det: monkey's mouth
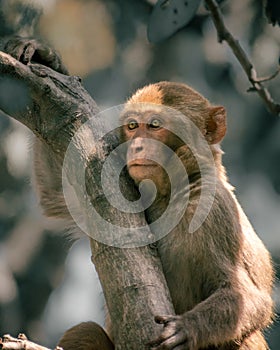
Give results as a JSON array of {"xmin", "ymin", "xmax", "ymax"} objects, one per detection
[{"xmin": 128, "ymin": 160, "xmax": 158, "ymax": 167}]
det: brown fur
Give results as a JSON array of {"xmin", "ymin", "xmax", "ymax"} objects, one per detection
[
  {"xmin": 123, "ymin": 82, "xmax": 273, "ymax": 349},
  {"xmin": 57, "ymin": 322, "xmax": 114, "ymax": 350},
  {"xmin": 34, "ymin": 82, "xmax": 273, "ymax": 350}
]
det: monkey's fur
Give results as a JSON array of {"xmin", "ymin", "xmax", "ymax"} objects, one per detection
[
  {"xmin": 3, "ymin": 36, "xmax": 273, "ymax": 349},
  {"xmin": 4, "ymin": 37, "xmax": 274, "ymax": 350},
  {"xmin": 58, "ymin": 82, "xmax": 274, "ymax": 349}
]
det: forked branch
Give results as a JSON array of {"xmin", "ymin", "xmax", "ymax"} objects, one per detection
[{"xmin": 205, "ymin": 0, "xmax": 280, "ymax": 116}]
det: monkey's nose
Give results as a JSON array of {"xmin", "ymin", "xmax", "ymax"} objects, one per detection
[
  {"xmin": 135, "ymin": 145, "xmax": 143, "ymax": 153},
  {"xmin": 131, "ymin": 138, "xmax": 144, "ymax": 153}
]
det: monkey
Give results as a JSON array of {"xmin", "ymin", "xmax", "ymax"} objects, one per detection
[
  {"xmin": 32, "ymin": 81, "xmax": 278, "ymax": 350},
  {"xmin": 2, "ymin": 39, "xmax": 274, "ymax": 350},
  {"xmin": 116, "ymin": 82, "xmax": 274, "ymax": 350}
]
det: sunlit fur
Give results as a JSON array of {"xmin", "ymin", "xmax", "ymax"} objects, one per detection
[{"xmin": 35, "ymin": 82, "xmax": 274, "ymax": 350}]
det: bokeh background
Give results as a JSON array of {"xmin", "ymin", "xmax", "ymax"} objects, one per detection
[{"xmin": 0, "ymin": 0, "xmax": 279, "ymax": 348}]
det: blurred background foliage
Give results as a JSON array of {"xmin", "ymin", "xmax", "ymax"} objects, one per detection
[{"xmin": 0, "ymin": 0, "xmax": 279, "ymax": 348}]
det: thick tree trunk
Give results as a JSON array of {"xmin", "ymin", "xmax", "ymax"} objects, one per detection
[{"xmin": 0, "ymin": 52, "xmax": 174, "ymax": 349}]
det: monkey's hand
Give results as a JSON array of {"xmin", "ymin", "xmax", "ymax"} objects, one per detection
[
  {"xmin": 148, "ymin": 315, "xmax": 197, "ymax": 350},
  {"xmin": 2, "ymin": 36, "xmax": 68, "ymax": 74}
]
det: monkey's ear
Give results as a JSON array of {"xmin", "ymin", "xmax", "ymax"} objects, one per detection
[{"xmin": 205, "ymin": 106, "xmax": 226, "ymax": 144}]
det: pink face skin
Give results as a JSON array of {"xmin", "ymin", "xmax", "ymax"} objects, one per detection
[
  {"xmin": 122, "ymin": 111, "xmax": 183, "ymax": 185},
  {"xmin": 124, "ymin": 112, "xmax": 168, "ymax": 185}
]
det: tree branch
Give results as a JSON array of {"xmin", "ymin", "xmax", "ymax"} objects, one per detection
[
  {"xmin": 0, "ymin": 51, "xmax": 174, "ymax": 349},
  {"xmin": 205, "ymin": 0, "xmax": 280, "ymax": 116},
  {"xmin": 0, "ymin": 334, "xmax": 58, "ymax": 350}
]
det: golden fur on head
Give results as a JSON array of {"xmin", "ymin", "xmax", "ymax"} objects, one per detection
[
  {"xmin": 127, "ymin": 83, "xmax": 164, "ymax": 105},
  {"xmin": 123, "ymin": 81, "xmax": 227, "ymax": 173},
  {"xmin": 126, "ymin": 82, "xmax": 211, "ymax": 134},
  {"xmin": 127, "ymin": 81, "xmax": 209, "ymax": 109},
  {"xmin": 126, "ymin": 82, "xmax": 227, "ymax": 145}
]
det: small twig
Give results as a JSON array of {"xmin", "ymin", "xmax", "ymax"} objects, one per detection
[
  {"xmin": 205, "ymin": 0, "xmax": 280, "ymax": 116},
  {"xmin": 254, "ymin": 66, "xmax": 280, "ymax": 83},
  {"xmin": 0, "ymin": 334, "xmax": 62, "ymax": 350}
]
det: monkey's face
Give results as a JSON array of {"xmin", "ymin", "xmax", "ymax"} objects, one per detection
[
  {"xmin": 121, "ymin": 81, "xmax": 227, "ymax": 190},
  {"xmin": 122, "ymin": 110, "xmax": 183, "ymax": 186}
]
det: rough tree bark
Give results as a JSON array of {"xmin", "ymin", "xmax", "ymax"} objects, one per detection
[{"xmin": 0, "ymin": 51, "xmax": 174, "ymax": 349}]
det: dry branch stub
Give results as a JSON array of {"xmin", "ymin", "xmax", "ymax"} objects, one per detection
[{"xmin": 0, "ymin": 334, "xmax": 59, "ymax": 350}]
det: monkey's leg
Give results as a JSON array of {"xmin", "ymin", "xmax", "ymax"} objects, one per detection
[{"xmin": 57, "ymin": 322, "xmax": 114, "ymax": 350}]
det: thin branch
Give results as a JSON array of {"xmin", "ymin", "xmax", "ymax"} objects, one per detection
[
  {"xmin": 205, "ymin": 0, "xmax": 280, "ymax": 116},
  {"xmin": 0, "ymin": 334, "xmax": 61, "ymax": 350},
  {"xmin": 254, "ymin": 66, "xmax": 280, "ymax": 83}
]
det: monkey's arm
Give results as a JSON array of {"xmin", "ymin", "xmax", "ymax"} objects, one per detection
[
  {"xmin": 33, "ymin": 139, "xmax": 78, "ymax": 226},
  {"xmin": 150, "ymin": 189, "xmax": 273, "ymax": 350},
  {"xmin": 150, "ymin": 265, "xmax": 273, "ymax": 350},
  {"xmin": 2, "ymin": 37, "xmax": 76, "ymax": 231},
  {"xmin": 150, "ymin": 282, "xmax": 272, "ymax": 349}
]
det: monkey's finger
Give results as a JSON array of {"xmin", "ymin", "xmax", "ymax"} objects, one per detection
[
  {"xmin": 149, "ymin": 338, "xmax": 186, "ymax": 350},
  {"xmin": 154, "ymin": 315, "xmax": 173, "ymax": 324},
  {"xmin": 35, "ymin": 46, "xmax": 69, "ymax": 75},
  {"xmin": 152, "ymin": 336, "xmax": 184, "ymax": 350},
  {"xmin": 150, "ymin": 333, "xmax": 188, "ymax": 350},
  {"xmin": 172, "ymin": 345, "xmax": 186, "ymax": 350},
  {"xmin": 148, "ymin": 332, "xmax": 173, "ymax": 347},
  {"xmin": 148, "ymin": 324, "xmax": 177, "ymax": 348},
  {"xmin": 22, "ymin": 42, "xmax": 36, "ymax": 63},
  {"xmin": 4, "ymin": 37, "xmax": 26, "ymax": 61}
]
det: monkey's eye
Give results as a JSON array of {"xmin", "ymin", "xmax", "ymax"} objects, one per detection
[
  {"xmin": 127, "ymin": 120, "xmax": 138, "ymax": 130},
  {"xmin": 149, "ymin": 118, "xmax": 162, "ymax": 129}
]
